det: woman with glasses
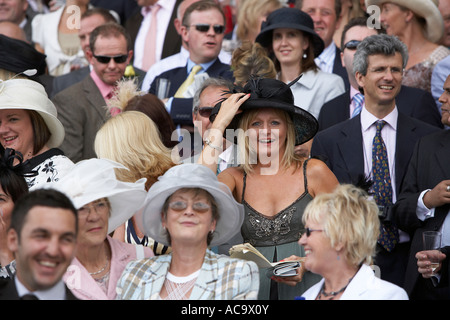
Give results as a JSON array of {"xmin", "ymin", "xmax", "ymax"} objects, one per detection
[
  {"xmin": 300, "ymin": 184, "xmax": 408, "ymax": 300},
  {"xmin": 116, "ymin": 164, "xmax": 259, "ymax": 300},
  {"xmin": 43, "ymin": 158, "xmax": 153, "ymax": 300}
]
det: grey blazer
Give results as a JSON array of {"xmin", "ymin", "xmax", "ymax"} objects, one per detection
[{"xmin": 52, "ymin": 75, "xmax": 109, "ymax": 163}]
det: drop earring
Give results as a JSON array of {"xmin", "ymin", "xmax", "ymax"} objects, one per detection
[{"xmin": 303, "ymin": 53, "xmax": 307, "ymax": 59}]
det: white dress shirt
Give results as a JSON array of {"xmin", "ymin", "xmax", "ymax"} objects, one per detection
[{"xmin": 15, "ymin": 276, "xmax": 67, "ymax": 300}]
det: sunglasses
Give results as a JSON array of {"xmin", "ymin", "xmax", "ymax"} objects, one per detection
[
  {"xmin": 93, "ymin": 54, "xmax": 128, "ymax": 64},
  {"xmin": 195, "ymin": 106, "xmax": 214, "ymax": 118},
  {"xmin": 343, "ymin": 40, "xmax": 362, "ymax": 50},
  {"xmin": 303, "ymin": 228, "xmax": 323, "ymax": 237},
  {"xmin": 168, "ymin": 200, "xmax": 211, "ymax": 212},
  {"xmin": 187, "ymin": 24, "xmax": 225, "ymax": 34}
]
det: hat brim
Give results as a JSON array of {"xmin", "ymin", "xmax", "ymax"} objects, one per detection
[
  {"xmin": 255, "ymin": 24, "xmax": 324, "ymax": 58},
  {"xmin": 218, "ymin": 98, "xmax": 318, "ymax": 146},
  {"xmin": 365, "ymin": 0, "xmax": 444, "ymax": 43},
  {"xmin": 138, "ymin": 175, "xmax": 244, "ymax": 248}
]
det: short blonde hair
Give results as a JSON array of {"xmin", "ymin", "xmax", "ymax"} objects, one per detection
[
  {"xmin": 94, "ymin": 111, "xmax": 177, "ymax": 190},
  {"xmin": 302, "ymin": 184, "xmax": 380, "ymax": 266},
  {"xmin": 236, "ymin": 108, "xmax": 302, "ymax": 173}
]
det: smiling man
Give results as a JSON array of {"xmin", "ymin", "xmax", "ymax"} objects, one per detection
[
  {"xmin": 311, "ymin": 34, "xmax": 441, "ymax": 288},
  {"xmin": 52, "ymin": 22, "xmax": 133, "ymax": 163},
  {"xmin": 0, "ymin": 189, "xmax": 78, "ymax": 300}
]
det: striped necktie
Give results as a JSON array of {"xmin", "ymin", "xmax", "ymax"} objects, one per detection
[
  {"xmin": 174, "ymin": 65, "xmax": 202, "ymax": 98},
  {"xmin": 351, "ymin": 93, "xmax": 364, "ymax": 118}
]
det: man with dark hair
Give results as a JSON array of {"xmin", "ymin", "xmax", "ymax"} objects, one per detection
[{"xmin": 0, "ymin": 189, "xmax": 78, "ymax": 300}]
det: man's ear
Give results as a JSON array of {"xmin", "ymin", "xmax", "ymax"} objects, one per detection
[{"xmin": 7, "ymin": 228, "xmax": 19, "ymax": 253}]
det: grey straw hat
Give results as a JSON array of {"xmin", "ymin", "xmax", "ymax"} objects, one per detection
[
  {"xmin": 255, "ymin": 7, "xmax": 325, "ymax": 58},
  {"xmin": 138, "ymin": 163, "xmax": 244, "ymax": 247}
]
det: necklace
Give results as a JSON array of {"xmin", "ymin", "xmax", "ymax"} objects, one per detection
[
  {"xmin": 317, "ymin": 276, "xmax": 354, "ymax": 300},
  {"xmin": 89, "ymin": 259, "xmax": 109, "ymax": 276}
]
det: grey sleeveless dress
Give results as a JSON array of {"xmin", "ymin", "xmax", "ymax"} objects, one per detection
[{"xmin": 241, "ymin": 159, "xmax": 321, "ymax": 300}]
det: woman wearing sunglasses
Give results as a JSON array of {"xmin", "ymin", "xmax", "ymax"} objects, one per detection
[
  {"xmin": 299, "ymin": 184, "xmax": 408, "ymax": 300},
  {"xmin": 117, "ymin": 164, "xmax": 259, "ymax": 300}
]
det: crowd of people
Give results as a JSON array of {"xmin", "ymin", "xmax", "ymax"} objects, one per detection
[{"xmin": 0, "ymin": 0, "xmax": 449, "ymax": 302}]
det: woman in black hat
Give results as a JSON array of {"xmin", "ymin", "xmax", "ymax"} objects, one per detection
[
  {"xmin": 255, "ymin": 7, "xmax": 345, "ymax": 121},
  {"xmin": 199, "ymin": 76, "xmax": 339, "ymax": 300}
]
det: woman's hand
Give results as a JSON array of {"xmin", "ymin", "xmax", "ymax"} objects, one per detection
[
  {"xmin": 271, "ymin": 255, "xmax": 306, "ymax": 287},
  {"xmin": 210, "ymin": 93, "xmax": 249, "ymax": 133}
]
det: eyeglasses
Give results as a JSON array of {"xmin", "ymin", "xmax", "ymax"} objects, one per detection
[
  {"xmin": 303, "ymin": 227, "xmax": 323, "ymax": 237},
  {"xmin": 343, "ymin": 40, "xmax": 361, "ymax": 50},
  {"xmin": 78, "ymin": 200, "xmax": 109, "ymax": 215},
  {"xmin": 187, "ymin": 24, "xmax": 225, "ymax": 34},
  {"xmin": 93, "ymin": 54, "xmax": 128, "ymax": 64},
  {"xmin": 168, "ymin": 200, "xmax": 211, "ymax": 212},
  {"xmin": 195, "ymin": 106, "xmax": 214, "ymax": 118}
]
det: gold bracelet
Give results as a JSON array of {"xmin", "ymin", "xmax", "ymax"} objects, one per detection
[{"xmin": 204, "ymin": 138, "xmax": 222, "ymax": 152}]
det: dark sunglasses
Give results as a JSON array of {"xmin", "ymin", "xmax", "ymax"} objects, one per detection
[
  {"xmin": 303, "ymin": 228, "xmax": 323, "ymax": 237},
  {"xmin": 195, "ymin": 106, "xmax": 214, "ymax": 117},
  {"xmin": 188, "ymin": 24, "xmax": 225, "ymax": 34},
  {"xmin": 343, "ymin": 40, "xmax": 362, "ymax": 50},
  {"xmin": 93, "ymin": 54, "xmax": 128, "ymax": 64}
]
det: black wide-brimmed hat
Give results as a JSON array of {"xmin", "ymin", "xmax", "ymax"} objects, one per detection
[
  {"xmin": 255, "ymin": 7, "xmax": 324, "ymax": 58},
  {"xmin": 210, "ymin": 76, "xmax": 318, "ymax": 146},
  {"xmin": 0, "ymin": 35, "xmax": 47, "ymax": 76}
]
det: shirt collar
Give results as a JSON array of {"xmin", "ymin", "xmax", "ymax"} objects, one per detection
[
  {"xmin": 90, "ymin": 69, "xmax": 115, "ymax": 100},
  {"xmin": 186, "ymin": 58, "xmax": 216, "ymax": 73},
  {"xmin": 360, "ymin": 105, "xmax": 398, "ymax": 132},
  {"xmin": 15, "ymin": 276, "xmax": 67, "ymax": 300},
  {"xmin": 141, "ymin": 1, "xmax": 163, "ymax": 17}
]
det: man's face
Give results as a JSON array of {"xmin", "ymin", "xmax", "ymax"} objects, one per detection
[
  {"xmin": 8, "ymin": 206, "xmax": 77, "ymax": 292},
  {"xmin": 79, "ymin": 15, "xmax": 108, "ymax": 57},
  {"xmin": 86, "ymin": 35, "xmax": 132, "ymax": 86},
  {"xmin": 439, "ymin": 0, "xmax": 450, "ymax": 47},
  {"xmin": 301, "ymin": 0, "xmax": 339, "ymax": 47},
  {"xmin": 0, "ymin": 0, "xmax": 27, "ymax": 24},
  {"xmin": 181, "ymin": 8, "xmax": 225, "ymax": 64},
  {"xmin": 340, "ymin": 25, "xmax": 377, "ymax": 86},
  {"xmin": 355, "ymin": 52, "xmax": 403, "ymax": 107},
  {"xmin": 193, "ymin": 86, "xmax": 229, "ymax": 139},
  {"xmin": 439, "ymin": 75, "xmax": 450, "ymax": 126}
]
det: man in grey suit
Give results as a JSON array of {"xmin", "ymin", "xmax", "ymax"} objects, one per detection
[{"xmin": 52, "ymin": 23, "xmax": 133, "ymax": 163}]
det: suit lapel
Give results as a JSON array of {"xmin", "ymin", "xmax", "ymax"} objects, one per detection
[
  {"xmin": 189, "ymin": 251, "xmax": 218, "ymax": 300},
  {"xmin": 82, "ymin": 76, "xmax": 108, "ymax": 120},
  {"xmin": 336, "ymin": 116, "xmax": 365, "ymax": 177}
]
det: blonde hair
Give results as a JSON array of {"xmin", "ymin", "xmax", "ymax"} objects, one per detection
[
  {"xmin": 94, "ymin": 111, "xmax": 177, "ymax": 190},
  {"xmin": 302, "ymin": 184, "xmax": 380, "ymax": 266},
  {"xmin": 231, "ymin": 41, "xmax": 277, "ymax": 86},
  {"xmin": 236, "ymin": 108, "xmax": 302, "ymax": 173}
]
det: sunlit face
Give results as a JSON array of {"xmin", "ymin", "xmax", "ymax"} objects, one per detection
[
  {"xmin": 162, "ymin": 189, "xmax": 216, "ymax": 246},
  {"xmin": 439, "ymin": 75, "xmax": 450, "ymax": 127},
  {"xmin": 76, "ymin": 198, "xmax": 110, "ymax": 247},
  {"xmin": 181, "ymin": 9, "xmax": 225, "ymax": 64},
  {"xmin": 355, "ymin": 53, "xmax": 403, "ymax": 107},
  {"xmin": 8, "ymin": 206, "xmax": 77, "ymax": 291},
  {"xmin": 298, "ymin": 216, "xmax": 335, "ymax": 275},
  {"xmin": 272, "ymin": 28, "xmax": 309, "ymax": 67},
  {"xmin": 301, "ymin": 0, "xmax": 339, "ymax": 47},
  {"xmin": 0, "ymin": 185, "xmax": 14, "ymax": 238},
  {"xmin": 86, "ymin": 35, "xmax": 132, "ymax": 86},
  {"xmin": 379, "ymin": 3, "xmax": 409, "ymax": 37},
  {"xmin": 247, "ymin": 108, "xmax": 288, "ymax": 159},
  {"xmin": 0, "ymin": 109, "xmax": 34, "ymax": 157}
]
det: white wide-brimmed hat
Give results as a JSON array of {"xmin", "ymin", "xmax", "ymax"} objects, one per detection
[
  {"xmin": 40, "ymin": 158, "xmax": 147, "ymax": 234},
  {"xmin": 365, "ymin": 0, "xmax": 444, "ymax": 43},
  {"xmin": 0, "ymin": 79, "xmax": 65, "ymax": 148},
  {"xmin": 138, "ymin": 163, "xmax": 244, "ymax": 247}
]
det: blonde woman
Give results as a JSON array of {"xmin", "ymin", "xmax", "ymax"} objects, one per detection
[
  {"xmin": 94, "ymin": 111, "xmax": 178, "ymax": 254},
  {"xmin": 300, "ymin": 184, "xmax": 408, "ymax": 300}
]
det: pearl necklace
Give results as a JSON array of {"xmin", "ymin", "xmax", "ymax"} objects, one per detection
[{"xmin": 89, "ymin": 259, "xmax": 109, "ymax": 276}]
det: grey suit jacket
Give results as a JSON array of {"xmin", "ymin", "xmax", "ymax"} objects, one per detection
[{"xmin": 52, "ymin": 75, "xmax": 109, "ymax": 163}]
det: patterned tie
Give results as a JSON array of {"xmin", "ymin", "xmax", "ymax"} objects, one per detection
[
  {"xmin": 142, "ymin": 4, "xmax": 161, "ymax": 71},
  {"xmin": 174, "ymin": 65, "xmax": 202, "ymax": 98},
  {"xmin": 351, "ymin": 93, "xmax": 364, "ymax": 118},
  {"xmin": 372, "ymin": 120, "xmax": 399, "ymax": 252}
]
